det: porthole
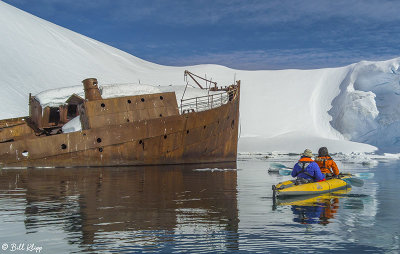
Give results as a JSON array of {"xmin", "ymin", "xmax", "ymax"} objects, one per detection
[
  {"xmin": 127, "ymin": 99, "xmax": 131, "ymax": 104},
  {"xmin": 22, "ymin": 151, "xmax": 29, "ymax": 157},
  {"xmin": 141, "ymin": 98, "xmax": 145, "ymax": 102},
  {"xmin": 99, "ymin": 147, "xmax": 103, "ymax": 152},
  {"xmin": 164, "ymin": 135, "xmax": 167, "ymax": 139},
  {"xmin": 160, "ymin": 96, "xmax": 164, "ymax": 100},
  {"xmin": 159, "ymin": 114, "xmax": 163, "ymax": 117},
  {"xmin": 97, "ymin": 138, "xmax": 102, "ymax": 143},
  {"xmin": 139, "ymin": 140, "xmax": 143, "ymax": 144},
  {"xmin": 101, "ymin": 103, "xmax": 105, "ymax": 108},
  {"xmin": 61, "ymin": 144, "xmax": 67, "ymax": 149}
]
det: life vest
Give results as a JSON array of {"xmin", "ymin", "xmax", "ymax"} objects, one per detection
[
  {"xmin": 322, "ymin": 157, "xmax": 332, "ymax": 173},
  {"xmin": 297, "ymin": 157, "xmax": 315, "ymax": 180},
  {"xmin": 295, "ymin": 157, "xmax": 326, "ymax": 182},
  {"xmin": 315, "ymin": 156, "xmax": 339, "ymax": 175}
]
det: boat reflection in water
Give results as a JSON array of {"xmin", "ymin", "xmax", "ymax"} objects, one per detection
[
  {"xmin": 273, "ymin": 189, "xmax": 351, "ymax": 225},
  {"xmin": 0, "ymin": 162, "xmax": 238, "ymax": 253}
]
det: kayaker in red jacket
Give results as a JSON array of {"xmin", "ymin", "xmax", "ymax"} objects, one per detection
[
  {"xmin": 315, "ymin": 147, "xmax": 340, "ymax": 178},
  {"xmin": 292, "ymin": 149, "xmax": 325, "ymax": 182}
]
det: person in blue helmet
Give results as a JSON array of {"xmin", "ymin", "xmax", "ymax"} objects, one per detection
[{"xmin": 291, "ymin": 149, "xmax": 325, "ymax": 183}]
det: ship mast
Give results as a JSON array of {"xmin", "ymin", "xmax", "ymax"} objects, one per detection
[{"xmin": 184, "ymin": 70, "xmax": 217, "ymax": 90}]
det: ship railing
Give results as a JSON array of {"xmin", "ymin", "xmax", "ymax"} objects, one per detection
[{"xmin": 180, "ymin": 88, "xmax": 236, "ymax": 114}]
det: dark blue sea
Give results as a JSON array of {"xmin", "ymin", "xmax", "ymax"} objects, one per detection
[{"xmin": 0, "ymin": 155, "xmax": 399, "ymax": 253}]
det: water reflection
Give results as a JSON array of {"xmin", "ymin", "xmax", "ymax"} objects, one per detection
[
  {"xmin": 273, "ymin": 189, "xmax": 352, "ymax": 225},
  {"xmin": 2, "ymin": 156, "xmax": 397, "ymax": 253},
  {"xmin": 0, "ymin": 163, "xmax": 238, "ymax": 253}
]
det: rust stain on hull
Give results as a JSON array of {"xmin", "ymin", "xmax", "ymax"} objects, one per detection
[{"xmin": 0, "ymin": 76, "xmax": 240, "ymax": 168}]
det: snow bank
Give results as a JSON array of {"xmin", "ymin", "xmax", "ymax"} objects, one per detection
[
  {"xmin": 1, "ymin": 1, "xmax": 400, "ymax": 154},
  {"xmin": 238, "ymin": 131, "xmax": 376, "ymax": 154},
  {"xmin": 62, "ymin": 116, "xmax": 82, "ymax": 133},
  {"xmin": 329, "ymin": 59, "xmax": 400, "ymax": 153},
  {"xmin": 34, "ymin": 81, "xmax": 223, "ymax": 112},
  {"xmin": 100, "ymin": 83, "xmax": 162, "ymax": 99},
  {"xmin": 35, "ymin": 85, "xmax": 84, "ymax": 108}
]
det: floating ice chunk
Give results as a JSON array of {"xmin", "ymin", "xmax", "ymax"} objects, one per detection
[
  {"xmin": 337, "ymin": 152, "xmax": 378, "ymax": 166},
  {"xmin": 193, "ymin": 168, "xmax": 237, "ymax": 172}
]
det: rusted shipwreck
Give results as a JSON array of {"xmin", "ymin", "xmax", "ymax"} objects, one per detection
[{"xmin": 0, "ymin": 72, "xmax": 240, "ymax": 168}]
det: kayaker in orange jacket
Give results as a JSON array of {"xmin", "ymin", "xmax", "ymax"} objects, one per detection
[{"xmin": 315, "ymin": 147, "xmax": 339, "ymax": 177}]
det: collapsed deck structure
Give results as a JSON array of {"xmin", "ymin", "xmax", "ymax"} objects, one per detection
[{"xmin": 0, "ymin": 72, "xmax": 240, "ymax": 167}]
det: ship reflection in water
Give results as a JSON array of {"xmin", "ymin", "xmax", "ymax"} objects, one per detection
[{"xmin": 0, "ymin": 163, "xmax": 238, "ymax": 253}]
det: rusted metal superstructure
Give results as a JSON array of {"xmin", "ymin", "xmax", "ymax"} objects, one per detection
[{"xmin": 0, "ymin": 73, "xmax": 240, "ymax": 168}]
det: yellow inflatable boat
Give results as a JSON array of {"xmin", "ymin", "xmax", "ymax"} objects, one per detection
[{"xmin": 272, "ymin": 176, "xmax": 352, "ymax": 198}]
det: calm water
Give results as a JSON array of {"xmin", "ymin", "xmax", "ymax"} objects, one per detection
[{"xmin": 0, "ymin": 155, "xmax": 399, "ymax": 253}]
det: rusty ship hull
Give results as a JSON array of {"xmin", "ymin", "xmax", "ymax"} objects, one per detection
[{"xmin": 0, "ymin": 77, "xmax": 240, "ymax": 168}]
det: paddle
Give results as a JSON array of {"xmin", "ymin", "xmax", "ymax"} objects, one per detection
[
  {"xmin": 342, "ymin": 177, "xmax": 364, "ymax": 187},
  {"xmin": 278, "ymin": 168, "xmax": 292, "ymax": 175},
  {"xmin": 278, "ymin": 168, "xmax": 364, "ymax": 187},
  {"xmin": 339, "ymin": 172, "xmax": 374, "ymax": 180},
  {"xmin": 270, "ymin": 163, "xmax": 372, "ymax": 187},
  {"xmin": 268, "ymin": 163, "xmax": 292, "ymax": 173},
  {"xmin": 270, "ymin": 163, "xmax": 290, "ymax": 169},
  {"xmin": 270, "ymin": 163, "xmax": 374, "ymax": 179}
]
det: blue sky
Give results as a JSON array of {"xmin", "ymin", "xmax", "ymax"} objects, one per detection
[{"xmin": 3, "ymin": 0, "xmax": 400, "ymax": 70}]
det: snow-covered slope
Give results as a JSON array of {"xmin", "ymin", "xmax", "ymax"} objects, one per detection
[{"xmin": 0, "ymin": 2, "xmax": 399, "ymax": 154}]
